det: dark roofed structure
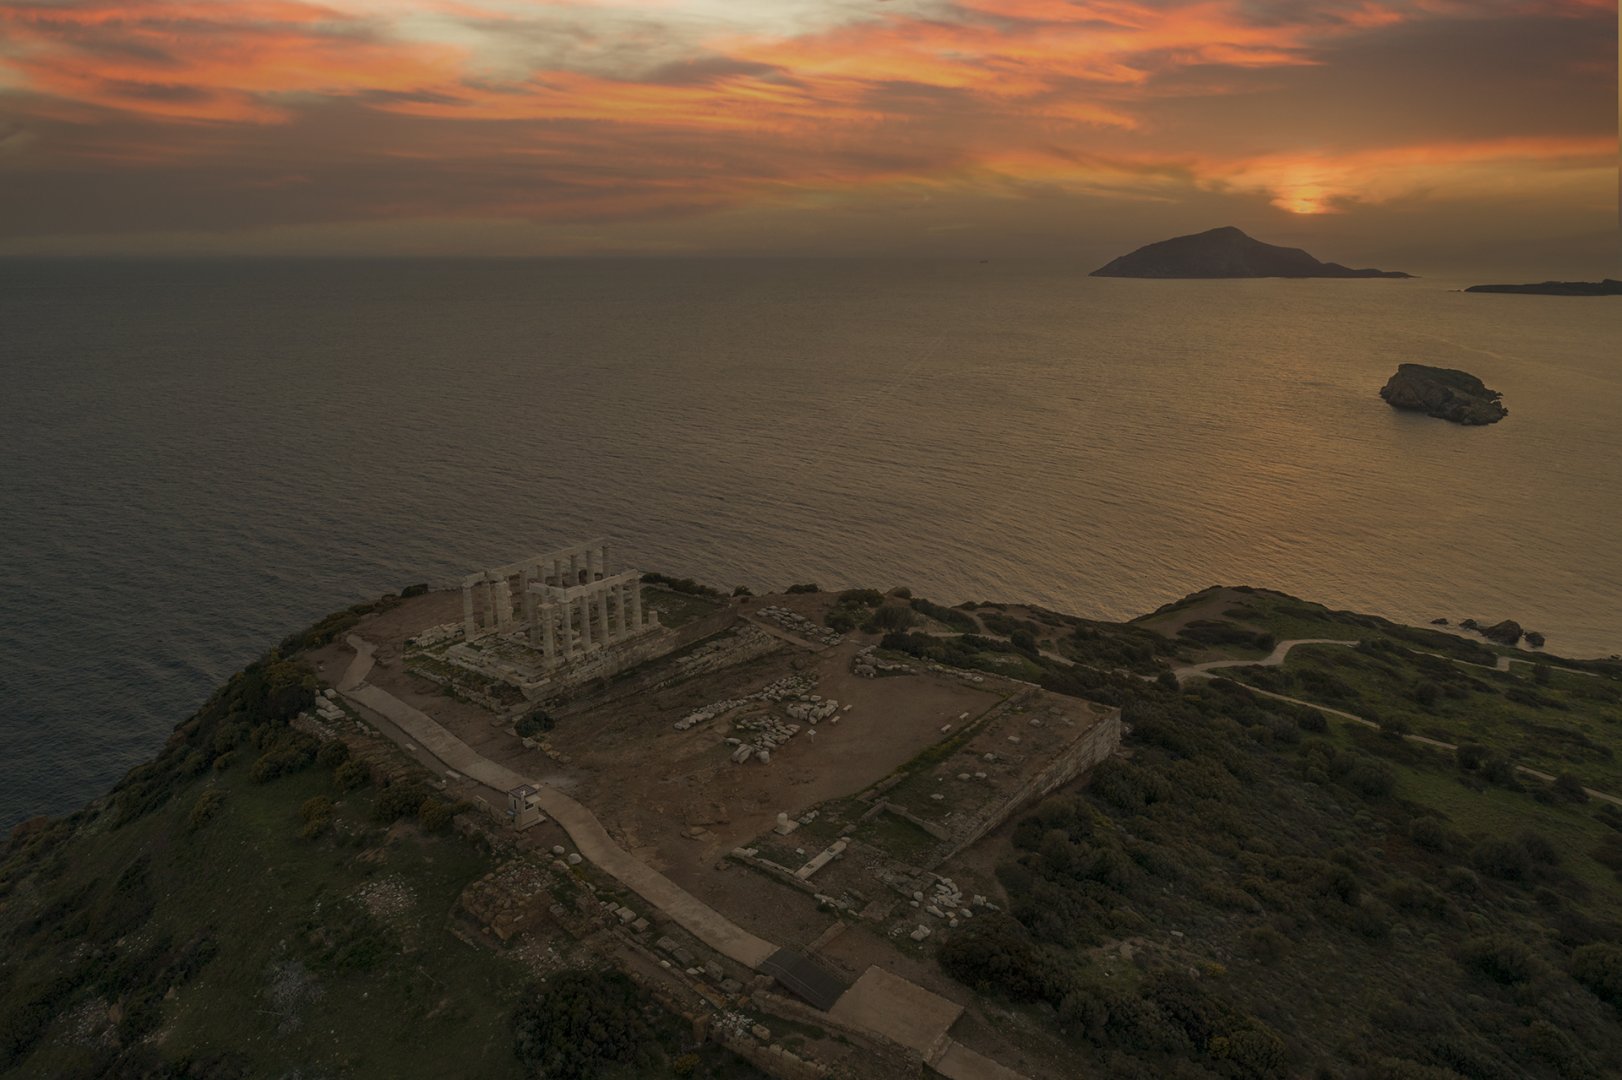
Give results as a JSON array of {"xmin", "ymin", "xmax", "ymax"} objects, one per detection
[{"xmin": 760, "ymin": 948, "xmax": 848, "ymax": 1011}]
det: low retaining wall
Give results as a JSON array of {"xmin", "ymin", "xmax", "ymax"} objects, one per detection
[{"xmin": 944, "ymin": 708, "xmax": 1123, "ymax": 857}]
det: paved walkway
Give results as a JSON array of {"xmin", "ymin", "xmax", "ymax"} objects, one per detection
[
  {"xmin": 337, "ymin": 637, "xmax": 775, "ymax": 967},
  {"xmin": 335, "ymin": 634, "xmax": 1032, "ymax": 1075}
]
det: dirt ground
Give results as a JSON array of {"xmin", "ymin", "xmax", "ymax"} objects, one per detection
[
  {"xmin": 573, "ymin": 642, "xmax": 997, "ymax": 848},
  {"xmin": 308, "ymin": 586, "xmax": 1109, "ymax": 1080}
]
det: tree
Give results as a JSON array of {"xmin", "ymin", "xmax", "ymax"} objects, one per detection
[{"xmin": 512, "ymin": 970, "xmax": 662, "ymax": 1079}]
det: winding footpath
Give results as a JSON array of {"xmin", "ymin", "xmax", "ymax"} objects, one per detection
[{"xmin": 1170, "ymin": 639, "xmax": 1622, "ymax": 809}]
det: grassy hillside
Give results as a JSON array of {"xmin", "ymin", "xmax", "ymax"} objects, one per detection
[
  {"xmin": 0, "ymin": 632, "xmax": 761, "ymax": 1080},
  {"xmin": 938, "ymin": 591, "xmax": 1622, "ymax": 1079}
]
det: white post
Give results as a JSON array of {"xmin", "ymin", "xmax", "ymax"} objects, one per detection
[
  {"xmin": 597, "ymin": 587, "xmax": 611, "ymax": 644},
  {"xmin": 462, "ymin": 583, "xmax": 476, "ymax": 638},
  {"xmin": 578, "ymin": 595, "xmax": 593, "ymax": 649},
  {"xmin": 542, "ymin": 605, "xmax": 556, "ymax": 663},
  {"xmin": 630, "ymin": 579, "xmax": 643, "ymax": 630},
  {"xmin": 614, "ymin": 582, "xmax": 627, "ymax": 640}
]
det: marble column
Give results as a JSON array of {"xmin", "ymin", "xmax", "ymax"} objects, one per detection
[
  {"xmin": 520, "ymin": 568, "xmax": 536, "ymax": 633},
  {"xmin": 597, "ymin": 588, "xmax": 611, "ymax": 643},
  {"xmin": 493, "ymin": 575, "xmax": 514, "ymax": 631},
  {"xmin": 613, "ymin": 582, "xmax": 627, "ymax": 640},
  {"xmin": 629, "ymin": 580, "xmax": 643, "ymax": 630},
  {"xmin": 462, "ymin": 584, "xmax": 476, "ymax": 638},
  {"xmin": 541, "ymin": 606, "xmax": 556, "ymax": 663},
  {"xmin": 569, "ymin": 553, "xmax": 580, "ymax": 585},
  {"xmin": 578, "ymin": 595, "xmax": 593, "ymax": 649},
  {"xmin": 560, "ymin": 601, "xmax": 574, "ymax": 654}
]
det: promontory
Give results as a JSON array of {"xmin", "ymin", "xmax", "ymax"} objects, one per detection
[
  {"xmin": 1091, "ymin": 226, "xmax": 1412, "ymax": 279},
  {"xmin": 1466, "ymin": 279, "xmax": 1622, "ymax": 296},
  {"xmin": 1380, "ymin": 363, "xmax": 1507, "ymax": 425}
]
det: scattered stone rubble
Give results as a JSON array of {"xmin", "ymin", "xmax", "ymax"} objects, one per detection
[
  {"xmin": 313, "ymin": 689, "xmax": 346, "ymax": 724},
  {"xmin": 355, "ymin": 875, "xmax": 416, "ymax": 920},
  {"xmin": 852, "ymin": 644, "xmax": 912, "ymax": 678},
  {"xmin": 674, "ymin": 674, "xmax": 816, "ymax": 732},
  {"xmin": 757, "ymin": 605, "xmax": 842, "ymax": 646},
  {"xmin": 407, "ymin": 622, "xmax": 461, "ymax": 649},
  {"xmin": 686, "ymin": 674, "xmax": 854, "ymax": 765},
  {"xmin": 458, "ymin": 859, "xmax": 554, "ymax": 942}
]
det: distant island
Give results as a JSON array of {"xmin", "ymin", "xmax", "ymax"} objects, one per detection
[
  {"xmin": 1091, "ymin": 226, "xmax": 1412, "ymax": 279},
  {"xmin": 1465, "ymin": 279, "xmax": 1622, "ymax": 296},
  {"xmin": 1380, "ymin": 363, "xmax": 1507, "ymax": 425}
]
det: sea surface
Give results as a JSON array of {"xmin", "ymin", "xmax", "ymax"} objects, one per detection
[{"xmin": 2, "ymin": 258, "xmax": 1620, "ymax": 828}]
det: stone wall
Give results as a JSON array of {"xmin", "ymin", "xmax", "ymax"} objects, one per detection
[{"xmin": 943, "ymin": 708, "xmax": 1122, "ymax": 858}]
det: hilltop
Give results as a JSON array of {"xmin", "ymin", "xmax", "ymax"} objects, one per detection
[
  {"xmin": 3, "ymin": 575, "xmax": 1620, "ymax": 1080},
  {"xmin": 1091, "ymin": 226, "xmax": 1412, "ymax": 279}
]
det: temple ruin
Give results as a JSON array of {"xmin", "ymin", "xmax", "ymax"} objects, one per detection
[
  {"xmin": 421, "ymin": 540, "xmax": 671, "ymax": 702},
  {"xmin": 460, "ymin": 539, "xmax": 657, "ymax": 668}
]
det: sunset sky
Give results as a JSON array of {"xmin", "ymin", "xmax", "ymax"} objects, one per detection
[{"xmin": 0, "ymin": 0, "xmax": 1616, "ymax": 269}]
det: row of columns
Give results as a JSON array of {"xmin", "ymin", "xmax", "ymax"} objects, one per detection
[
  {"xmin": 533, "ymin": 576, "xmax": 646, "ymax": 665},
  {"xmin": 461, "ymin": 540, "xmax": 610, "ymax": 640}
]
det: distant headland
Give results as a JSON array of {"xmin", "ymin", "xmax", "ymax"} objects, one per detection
[
  {"xmin": 1466, "ymin": 280, "xmax": 1622, "ymax": 297},
  {"xmin": 1380, "ymin": 363, "xmax": 1507, "ymax": 426},
  {"xmin": 1091, "ymin": 226, "xmax": 1412, "ymax": 279}
]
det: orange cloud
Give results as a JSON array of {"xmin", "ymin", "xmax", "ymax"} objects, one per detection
[{"xmin": 0, "ymin": 0, "xmax": 1612, "ymax": 246}]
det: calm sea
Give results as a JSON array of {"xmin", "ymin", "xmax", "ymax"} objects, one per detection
[{"xmin": 2, "ymin": 258, "xmax": 1619, "ymax": 827}]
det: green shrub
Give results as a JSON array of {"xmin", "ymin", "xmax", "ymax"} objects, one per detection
[
  {"xmin": 640, "ymin": 572, "xmax": 722, "ymax": 597},
  {"xmin": 1569, "ymin": 942, "xmax": 1622, "ymax": 1006},
  {"xmin": 316, "ymin": 740, "xmax": 350, "ymax": 769},
  {"xmin": 1551, "ymin": 773, "xmax": 1589, "ymax": 803},
  {"xmin": 512, "ymin": 969, "xmax": 663, "ymax": 1079},
  {"xmin": 865, "ymin": 605, "xmax": 916, "ymax": 633},
  {"xmin": 515, "ymin": 711, "xmax": 554, "ymax": 739},
  {"xmin": 824, "ymin": 608, "xmax": 858, "ymax": 633},
  {"xmin": 1470, "ymin": 838, "xmax": 1532, "ymax": 882},
  {"xmin": 418, "ymin": 798, "xmax": 456, "ymax": 833},
  {"xmin": 838, "ymin": 588, "xmax": 884, "ymax": 608},
  {"xmin": 1346, "ymin": 761, "xmax": 1397, "ymax": 799},
  {"xmin": 187, "ymin": 789, "xmax": 226, "ymax": 832},
  {"xmin": 785, "ymin": 583, "xmax": 820, "ymax": 594},
  {"xmin": 372, "ymin": 780, "xmax": 430, "ymax": 824},
  {"xmin": 1408, "ymin": 816, "xmax": 1463, "ymax": 854},
  {"xmin": 1210, "ymin": 1027, "xmax": 1287, "ymax": 1079},
  {"xmin": 910, "ymin": 598, "xmax": 979, "ymax": 633},
  {"xmin": 334, "ymin": 759, "xmax": 371, "ymax": 791},
  {"xmin": 937, "ymin": 913, "xmax": 1072, "ymax": 1005},
  {"xmin": 1459, "ymin": 935, "xmax": 1536, "ymax": 985},
  {"xmin": 248, "ymin": 731, "xmax": 321, "ymax": 784}
]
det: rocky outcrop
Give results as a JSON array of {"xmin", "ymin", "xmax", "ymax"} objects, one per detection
[
  {"xmin": 1466, "ymin": 280, "xmax": 1622, "ymax": 297},
  {"xmin": 1380, "ymin": 364, "xmax": 1507, "ymax": 426},
  {"xmin": 1091, "ymin": 226, "xmax": 1411, "ymax": 279},
  {"xmin": 1481, "ymin": 620, "xmax": 1524, "ymax": 646}
]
